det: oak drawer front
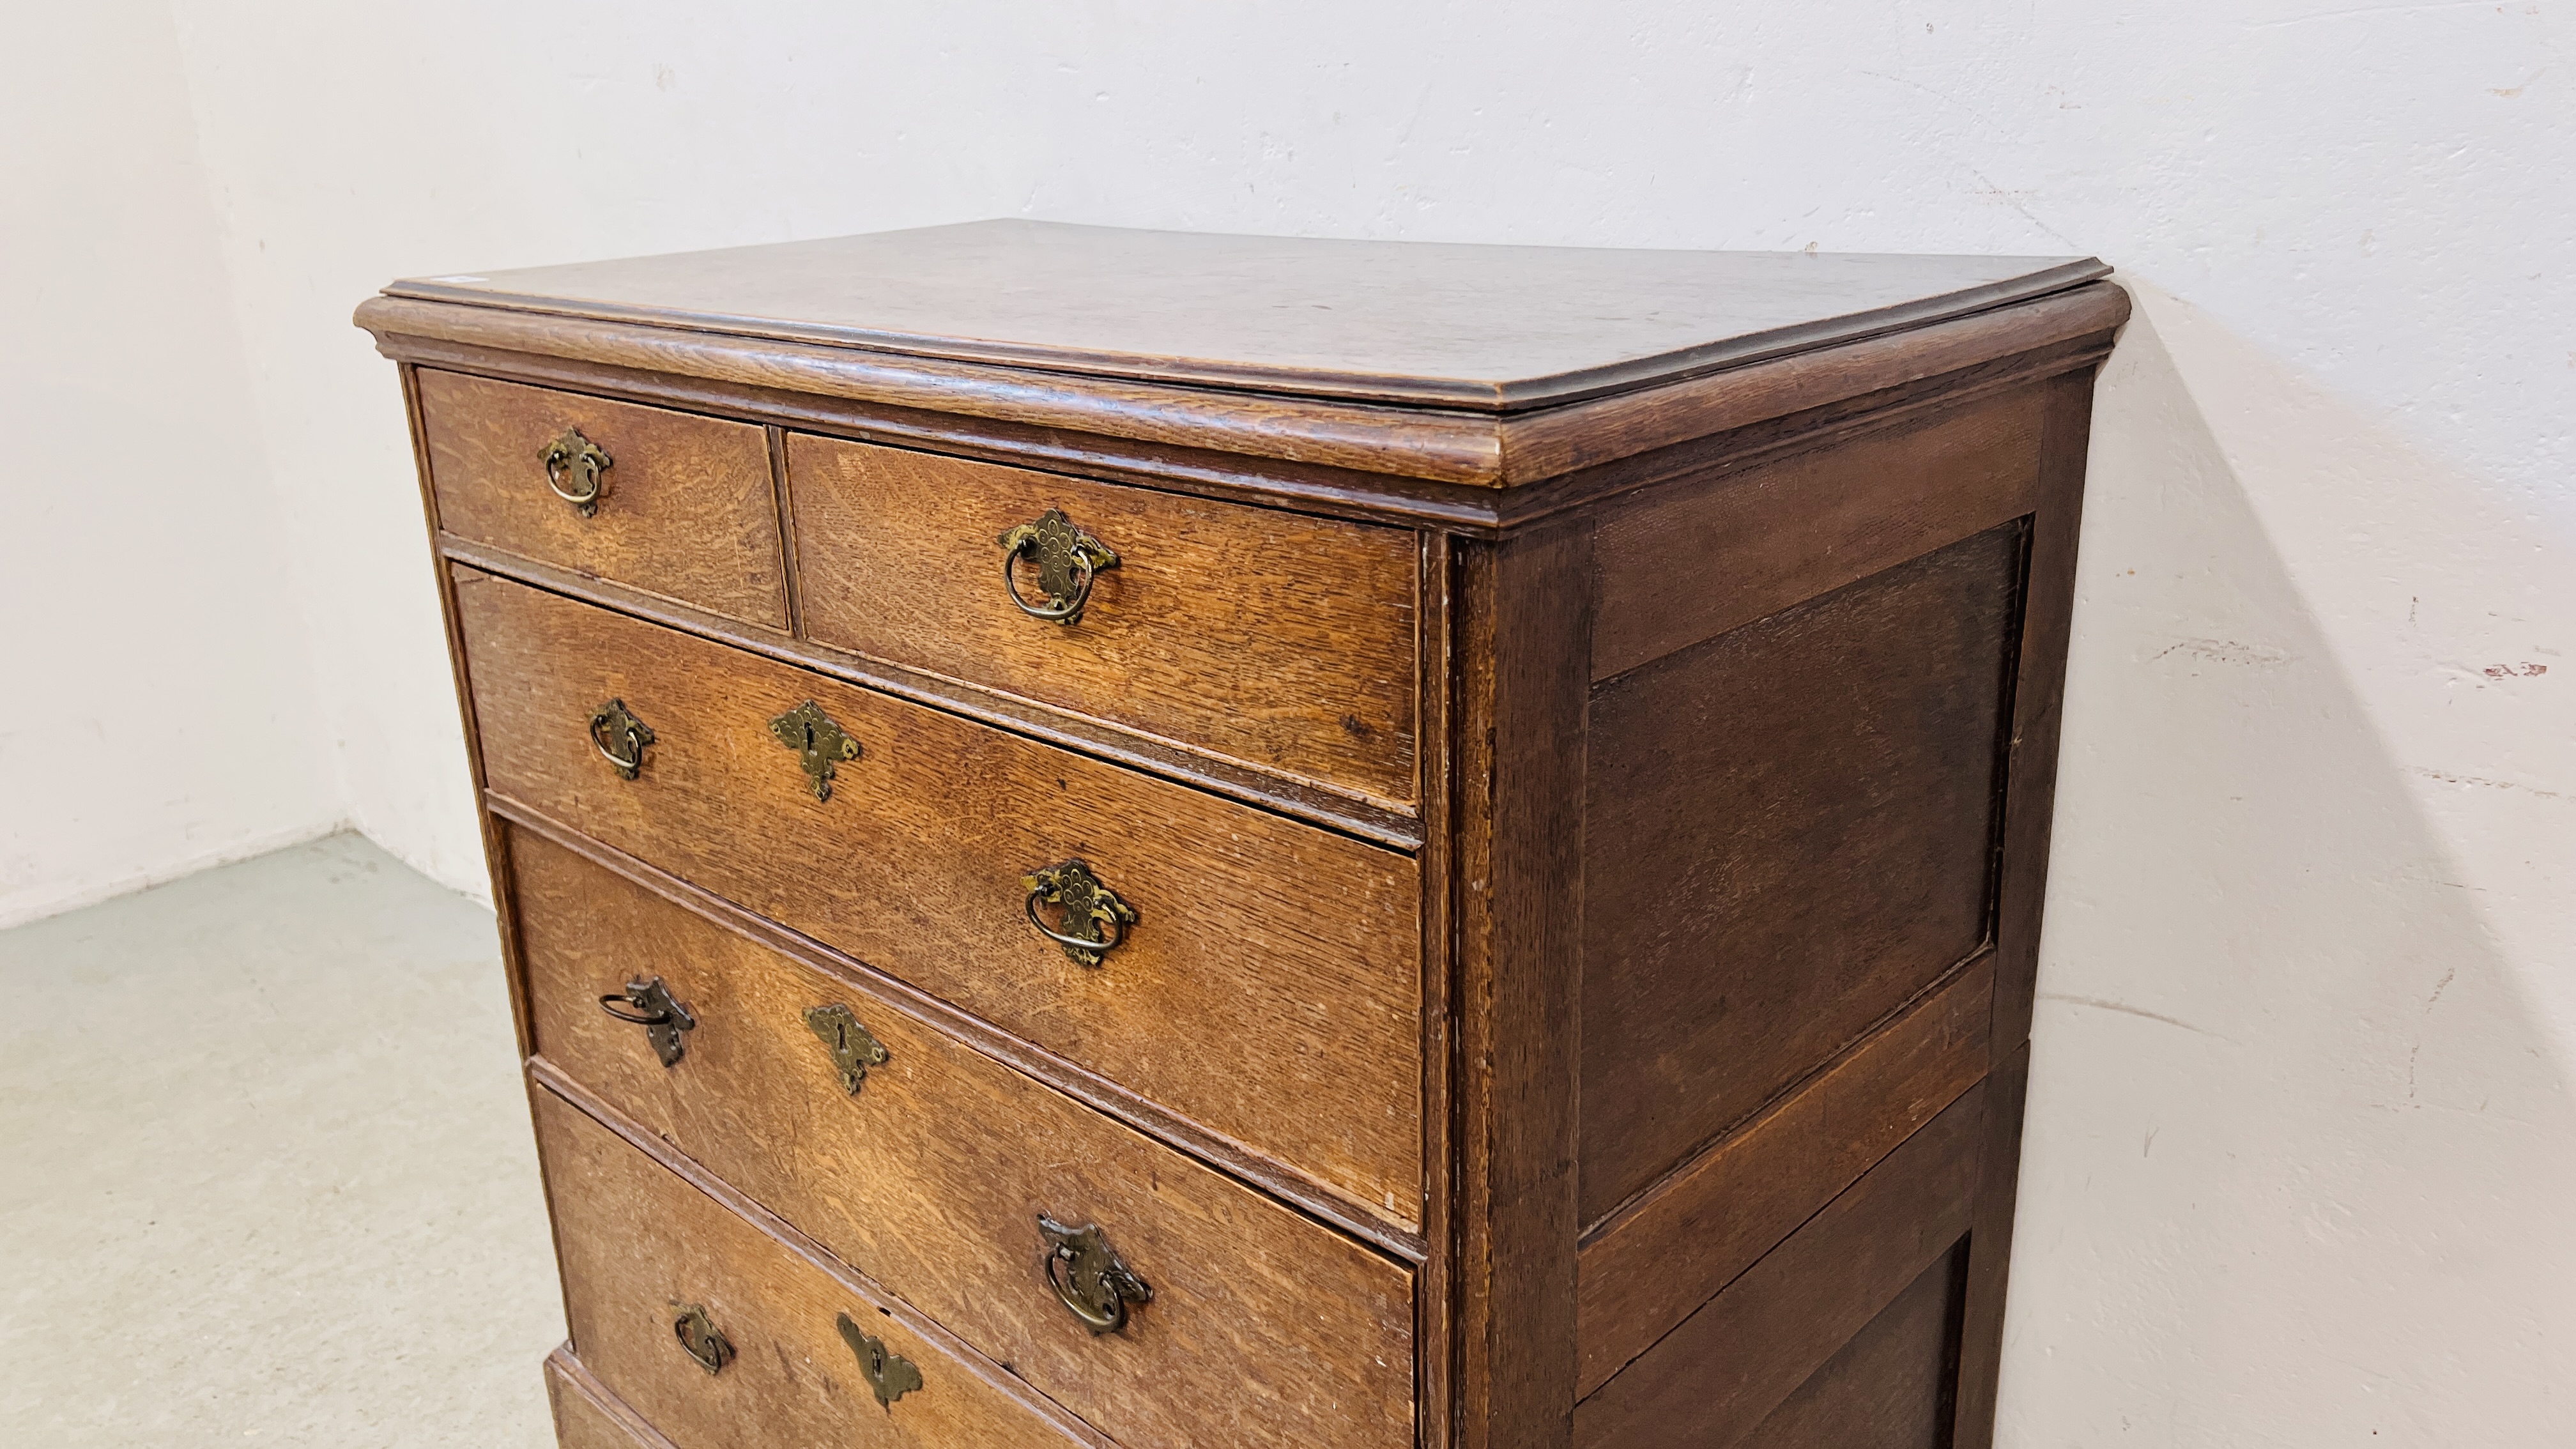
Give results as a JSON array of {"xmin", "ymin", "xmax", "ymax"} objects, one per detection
[
  {"xmin": 786, "ymin": 434, "xmax": 1418, "ymax": 809},
  {"xmin": 534, "ymin": 1089, "xmax": 1092, "ymax": 1449},
  {"xmin": 418, "ymin": 371, "xmax": 787, "ymax": 626},
  {"xmin": 516, "ymin": 829, "xmax": 1415, "ymax": 1449},
  {"xmin": 456, "ymin": 568, "xmax": 1422, "ymax": 1229}
]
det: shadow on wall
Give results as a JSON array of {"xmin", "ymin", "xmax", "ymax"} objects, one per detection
[{"xmin": 2001, "ymin": 286, "xmax": 2576, "ymax": 1446}]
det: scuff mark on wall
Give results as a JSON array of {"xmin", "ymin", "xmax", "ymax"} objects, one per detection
[
  {"xmin": 2154, "ymin": 637, "xmax": 2294, "ymax": 668},
  {"xmin": 2408, "ymin": 766, "xmax": 2567, "ymax": 799},
  {"xmin": 2040, "ymin": 993, "xmax": 2229, "ymax": 1041}
]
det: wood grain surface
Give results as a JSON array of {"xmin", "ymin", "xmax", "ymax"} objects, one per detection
[
  {"xmin": 1953, "ymin": 1041, "xmax": 2034, "ymax": 1448},
  {"xmin": 1740, "ymin": 1242, "xmax": 1970, "ymax": 1449},
  {"xmin": 382, "ymin": 222, "xmax": 2105, "ymax": 410},
  {"xmin": 790, "ymin": 434, "xmax": 1418, "ymax": 809},
  {"xmin": 357, "ymin": 283, "xmax": 2131, "ymax": 491},
  {"xmin": 454, "ymin": 568, "xmax": 1422, "ymax": 1229},
  {"xmin": 1579, "ymin": 523, "xmax": 2023, "ymax": 1223},
  {"xmin": 443, "ymin": 538, "xmax": 1422, "ymax": 848},
  {"xmin": 1570, "ymin": 1085, "xmax": 1986, "ymax": 1449},
  {"xmin": 383, "ymin": 314, "xmax": 2115, "ymax": 546},
  {"xmin": 418, "ymin": 370, "xmax": 787, "ymax": 627},
  {"xmin": 1574, "ymin": 953, "xmax": 1991, "ymax": 1394},
  {"xmin": 1589, "ymin": 387, "xmax": 2044, "ymax": 682},
  {"xmin": 1409, "ymin": 530, "xmax": 1458, "ymax": 1449},
  {"xmin": 369, "ymin": 241, "xmax": 2128, "ymax": 1449},
  {"xmin": 1991, "ymin": 370, "xmax": 2099, "ymax": 1065},
  {"xmin": 497, "ymin": 805, "xmax": 1419, "ymax": 1256},
  {"xmin": 534, "ymin": 1087, "xmax": 1105, "ymax": 1449},
  {"xmin": 514, "ymin": 827, "xmax": 1414, "ymax": 1449},
  {"xmin": 1953, "ymin": 369, "xmax": 2100, "ymax": 1447},
  {"xmin": 1445, "ymin": 521, "xmax": 1594, "ymax": 1449}
]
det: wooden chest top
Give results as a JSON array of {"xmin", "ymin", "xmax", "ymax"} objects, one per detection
[
  {"xmin": 360, "ymin": 221, "xmax": 2113, "ymax": 494},
  {"xmin": 381, "ymin": 219, "xmax": 2105, "ymax": 410}
]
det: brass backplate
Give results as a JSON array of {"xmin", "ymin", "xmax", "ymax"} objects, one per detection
[
  {"xmin": 1022, "ymin": 860, "xmax": 1138, "ymax": 968},
  {"xmin": 589, "ymin": 698, "xmax": 655, "ymax": 779},
  {"xmin": 768, "ymin": 700, "xmax": 862, "ymax": 802},
  {"xmin": 600, "ymin": 977, "xmax": 695, "ymax": 1068},
  {"xmin": 836, "ymin": 1312, "xmax": 922, "ymax": 1407},
  {"xmin": 1038, "ymin": 1216, "xmax": 1153, "ymax": 1335},
  {"xmin": 541, "ymin": 427, "xmax": 613, "ymax": 516},
  {"xmin": 997, "ymin": 508, "xmax": 1119, "ymax": 624},
  {"xmin": 670, "ymin": 1302, "xmax": 733, "ymax": 1376},
  {"xmin": 803, "ymin": 1004, "xmax": 891, "ymax": 1095}
]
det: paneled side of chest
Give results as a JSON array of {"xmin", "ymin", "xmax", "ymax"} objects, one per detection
[
  {"xmin": 1553, "ymin": 377, "xmax": 2096, "ymax": 1449},
  {"xmin": 1427, "ymin": 364, "xmax": 2109, "ymax": 1449},
  {"xmin": 362, "ymin": 231, "xmax": 2122, "ymax": 1449}
]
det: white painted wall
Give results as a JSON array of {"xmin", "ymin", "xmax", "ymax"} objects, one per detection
[
  {"xmin": 0, "ymin": 3, "xmax": 338, "ymax": 928},
  {"xmin": 12, "ymin": 0, "xmax": 2570, "ymax": 1439}
]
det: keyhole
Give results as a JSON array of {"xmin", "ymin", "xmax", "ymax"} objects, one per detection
[{"xmin": 801, "ymin": 723, "xmax": 816, "ymax": 755}]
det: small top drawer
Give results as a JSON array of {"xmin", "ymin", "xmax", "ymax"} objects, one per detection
[
  {"xmin": 417, "ymin": 371, "xmax": 788, "ymax": 627},
  {"xmin": 785, "ymin": 435, "xmax": 1418, "ymax": 809}
]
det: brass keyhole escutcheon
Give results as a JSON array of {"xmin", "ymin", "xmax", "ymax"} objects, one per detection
[
  {"xmin": 1022, "ymin": 860, "xmax": 1136, "ymax": 968},
  {"xmin": 803, "ymin": 1004, "xmax": 889, "ymax": 1096},
  {"xmin": 1038, "ymin": 1216, "xmax": 1153, "ymax": 1335},
  {"xmin": 589, "ymin": 698, "xmax": 655, "ymax": 779},
  {"xmin": 542, "ymin": 427, "xmax": 612, "ymax": 515},
  {"xmin": 836, "ymin": 1312, "xmax": 923, "ymax": 1407},
  {"xmin": 670, "ymin": 1302, "xmax": 733, "ymax": 1376},
  {"xmin": 996, "ymin": 509, "xmax": 1119, "ymax": 624},
  {"xmin": 600, "ymin": 977, "xmax": 695, "ymax": 1068},
  {"xmin": 768, "ymin": 700, "xmax": 862, "ymax": 802}
]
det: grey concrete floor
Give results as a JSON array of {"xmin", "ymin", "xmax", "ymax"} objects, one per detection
[{"xmin": 1, "ymin": 834, "xmax": 562, "ymax": 1446}]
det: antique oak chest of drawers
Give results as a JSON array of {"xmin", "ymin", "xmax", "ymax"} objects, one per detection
[{"xmin": 358, "ymin": 222, "xmax": 2123, "ymax": 1449}]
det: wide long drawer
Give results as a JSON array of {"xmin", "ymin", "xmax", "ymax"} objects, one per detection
[
  {"xmin": 454, "ymin": 567, "xmax": 1422, "ymax": 1229},
  {"xmin": 515, "ymin": 827, "xmax": 1414, "ymax": 1449},
  {"xmin": 535, "ymin": 1088, "xmax": 1095, "ymax": 1449}
]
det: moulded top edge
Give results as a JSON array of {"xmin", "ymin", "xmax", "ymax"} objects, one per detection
[{"xmin": 380, "ymin": 220, "xmax": 2112, "ymax": 415}]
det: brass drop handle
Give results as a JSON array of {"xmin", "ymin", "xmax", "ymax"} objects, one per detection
[
  {"xmin": 836, "ymin": 1312, "xmax": 923, "ymax": 1407},
  {"xmin": 590, "ymin": 698, "xmax": 655, "ymax": 779},
  {"xmin": 1022, "ymin": 861, "xmax": 1137, "ymax": 967},
  {"xmin": 997, "ymin": 509, "xmax": 1119, "ymax": 624},
  {"xmin": 670, "ymin": 1302, "xmax": 733, "ymax": 1376},
  {"xmin": 1039, "ymin": 1216, "xmax": 1153, "ymax": 1335},
  {"xmin": 601, "ymin": 977, "xmax": 694, "ymax": 1068},
  {"xmin": 542, "ymin": 427, "xmax": 612, "ymax": 515}
]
